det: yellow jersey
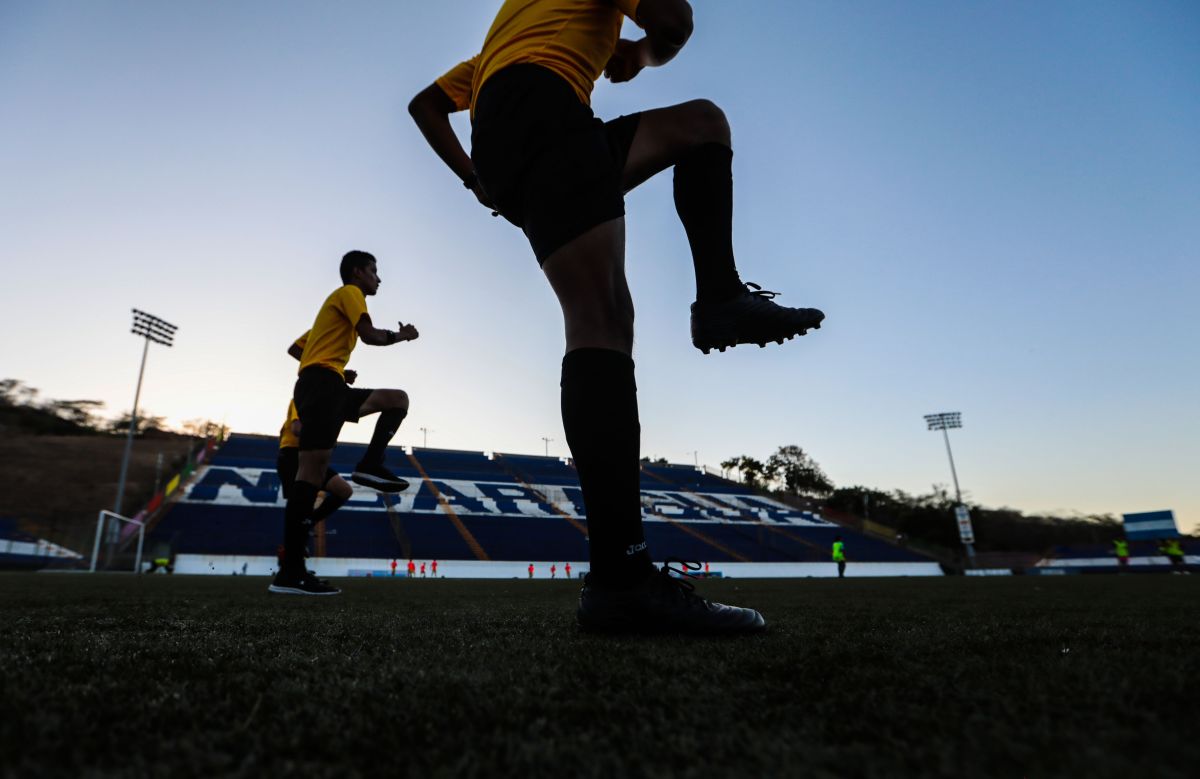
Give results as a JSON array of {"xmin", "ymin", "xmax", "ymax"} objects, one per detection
[
  {"xmin": 299, "ymin": 285, "xmax": 368, "ymax": 378},
  {"xmin": 436, "ymin": 0, "xmax": 642, "ymax": 115},
  {"xmin": 279, "ymin": 400, "xmax": 300, "ymax": 449}
]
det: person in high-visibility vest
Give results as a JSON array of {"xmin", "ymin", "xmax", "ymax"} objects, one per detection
[
  {"xmin": 1159, "ymin": 539, "xmax": 1187, "ymax": 573},
  {"xmin": 1113, "ymin": 538, "xmax": 1130, "ymax": 569},
  {"xmin": 832, "ymin": 536, "xmax": 846, "ymax": 578}
]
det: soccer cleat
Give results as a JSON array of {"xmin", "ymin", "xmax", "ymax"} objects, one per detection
[
  {"xmin": 691, "ymin": 282, "xmax": 824, "ymax": 354},
  {"xmin": 350, "ymin": 462, "xmax": 410, "ymax": 493},
  {"xmin": 268, "ymin": 570, "xmax": 341, "ymax": 596},
  {"xmin": 577, "ymin": 560, "xmax": 766, "ymax": 635}
]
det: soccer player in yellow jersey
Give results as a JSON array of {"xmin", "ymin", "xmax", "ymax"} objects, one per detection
[
  {"xmin": 275, "ymin": 401, "xmax": 352, "ymax": 521},
  {"xmin": 272, "ymin": 250, "xmax": 418, "ymax": 596},
  {"xmin": 272, "ymin": 332, "xmax": 355, "ymax": 570},
  {"xmin": 408, "ymin": 0, "xmax": 804, "ymax": 633}
]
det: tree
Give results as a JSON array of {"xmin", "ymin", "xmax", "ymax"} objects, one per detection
[
  {"xmin": 722, "ymin": 455, "xmax": 774, "ymax": 489},
  {"xmin": 110, "ymin": 412, "xmax": 166, "ymax": 435},
  {"xmin": 766, "ymin": 445, "xmax": 834, "ymax": 497},
  {"xmin": 50, "ymin": 399, "xmax": 105, "ymax": 430},
  {"xmin": 179, "ymin": 418, "xmax": 222, "ymax": 439},
  {"xmin": 0, "ymin": 379, "xmax": 38, "ymax": 407}
]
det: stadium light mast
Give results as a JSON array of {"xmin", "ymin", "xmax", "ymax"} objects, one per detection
[
  {"xmin": 541, "ymin": 437, "xmax": 554, "ymax": 457},
  {"xmin": 924, "ymin": 411, "xmax": 976, "ymax": 562},
  {"xmin": 419, "ymin": 427, "xmax": 433, "ymax": 448},
  {"xmin": 114, "ymin": 309, "xmax": 176, "ymax": 515}
]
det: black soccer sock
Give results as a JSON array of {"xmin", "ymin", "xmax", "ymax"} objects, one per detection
[
  {"xmin": 561, "ymin": 348, "xmax": 652, "ymax": 586},
  {"xmin": 283, "ymin": 480, "xmax": 319, "ymax": 573},
  {"xmin": 310, "ymin": 492, "xmax": 348, "ymax": 526},
  {"xmin": 673, "ymin": 143, "xmax": 745, "ymax": 303},
  {"xmin": 361, "ymin": 408, "xmax": 407, "ymax": 467}
]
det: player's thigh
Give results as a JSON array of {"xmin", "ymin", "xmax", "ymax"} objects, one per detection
[
  {"xmin": 541, "ymin": 218, "xmax": 634, "ymax": 350},
  {"xmin": 297, "ymin": 448, "xmax": 332, "ymax": 484},
  {"xmin": 357, "ymin": 388, "xmax": 408, "ymax": 417},
  {"xmin": 621, "ymin": 99, "xmax": 730, "ymax": 191}
]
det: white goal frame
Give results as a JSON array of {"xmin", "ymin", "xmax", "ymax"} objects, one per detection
[{"xmin": 89, "ymin": 510, "xmax": 146, "ymax": 573}]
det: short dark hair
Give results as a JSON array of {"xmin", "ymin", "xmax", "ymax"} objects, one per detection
[{"xmin": 339, "ymin": 250, "xmax": 376, "ymax": 284}]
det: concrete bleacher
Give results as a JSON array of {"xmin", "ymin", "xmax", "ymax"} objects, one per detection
[
  {"xmin": 155, "ymin": 434, "xmax": 935, "ymax": 574},
  {"xmin": 494, "ymin": 453, "xmax": 578, "ymax": 486}
]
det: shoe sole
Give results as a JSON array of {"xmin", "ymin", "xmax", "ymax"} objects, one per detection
[
  {"xmin": 350, "ymin": 473, "xmax": 410, "ymax": 492},
  {"xmin": 693, "ymin": 317, "xmax": 824, "ymax": 355},
  {"xmin": 268, "ymin": 584, "xmax": 341, "ymax": 596}
]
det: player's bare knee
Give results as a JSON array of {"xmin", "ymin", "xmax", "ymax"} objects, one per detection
[
  {"xmin": 687, "ymin": 99, "xmax": 730, "ymax": 145},
  {"xmin": 387, "ymin": 389, "xmax": 409, "ymax": 411},
  {"xmin": 331, "ymin": 478, "xmax": 354, "ymax": 500}
]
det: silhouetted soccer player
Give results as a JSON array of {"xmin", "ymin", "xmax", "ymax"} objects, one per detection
[
  {"xmin": 278, "ymin": 332, "xmax": 356, "ymax": 532},
  {"xmin": 271, "ymin": 251, "xmax": 419, "ymax": 596},
  {"xmin": 410, "ymin": 0, "xmax": 824, "ymax": 632}
]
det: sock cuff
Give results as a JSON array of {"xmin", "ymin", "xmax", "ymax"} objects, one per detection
[
  {"xmin": 291, "ymin": 479, "xmax": 320, "ymax": 503},
  {"xmin": 677, "ymin": 142, "xmax": 733, "ymax": 170},
  {"xmin": 561, "ymin": 348, "xmax": 635, "ymax": 387}
]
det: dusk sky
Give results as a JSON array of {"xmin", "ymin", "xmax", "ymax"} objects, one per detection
[{"xmin": 2, "ymin": 1, "xmax": 1197, "ymax": 532}]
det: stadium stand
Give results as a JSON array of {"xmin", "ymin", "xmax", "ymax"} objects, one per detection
[
  {"xmin": 150, "ymin": 434, "xmax": 934, "ymax": 570},
  {"xmin": 0, "ymin": 516, "xmax": 84, "ymax": 570}
]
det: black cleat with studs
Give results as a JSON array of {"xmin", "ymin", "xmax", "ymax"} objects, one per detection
[
  {"xmin": 691, "ymin": 282, "xmax": 825, "ymax": 354},
  {"xmin": 577, "ymin": 560, "xmax": 766, "ymax": 635}
]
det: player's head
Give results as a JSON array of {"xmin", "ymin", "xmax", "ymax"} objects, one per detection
[{"xmin": 340, "ymin": 250, "xmax": 381, "ymax": 295}]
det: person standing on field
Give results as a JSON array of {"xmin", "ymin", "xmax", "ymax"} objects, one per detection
[
  {"xmin": 408, "ymin": 0, "xmax": 813, "ymax": 634},
  {"xmin": 832, "ymin": 536, "xmax": 846, "ymax": 579}
]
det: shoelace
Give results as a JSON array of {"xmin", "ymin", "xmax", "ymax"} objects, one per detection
[
  {"xmin": 660, "ymin": 558, "xmax": 708, "ymax": 607},
  {"xmin": 743, "ymin": 282, "xmax": 780, "ymax": 300}
]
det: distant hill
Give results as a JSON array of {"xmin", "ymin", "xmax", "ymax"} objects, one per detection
[{"xmin": 0, "ymin": 432, "xmax": 199, "ymax": 555}]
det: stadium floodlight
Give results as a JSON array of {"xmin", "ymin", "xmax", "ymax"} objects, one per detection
[
  {"xmin": 419, "ymin": 427, "xmax": 433, "ymax": 448},
  {"xmin": 924, "ymin": 411, "xmax": 975, "ymax": 560},
  {"xmin": 114, "ymin": 309, "xmax": 176, "ymax": 518},
  {"xmin": 542, "ymin": 437, "xmax": 554, "ymax": 457}
]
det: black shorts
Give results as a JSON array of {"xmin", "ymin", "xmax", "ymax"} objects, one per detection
[
  {"xmin": 471, "ymin": 64, "xmax": 642, "ymax": 265},
  {"xmin": 276, "ymin": 447, "xmax": 341, "ymax": 500},
  {"xmin": 293, "ymin": 366, "xmax": 372, "ymax": 451}
]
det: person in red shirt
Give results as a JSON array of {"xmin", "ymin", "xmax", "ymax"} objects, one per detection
[
  {"xmin": 551, "ymin": 564, "xmax": 557, "ymax": 579},
  {"xmin": 407, "ymin": 560, "xmax": 416, "ymax": 578},
  {"xmin": 391, "ymin": 559, "xmax": 397, "ymax": 577},
  {"xmin": 431, "ymin": 559, "xmax": 438, "ymax": 577},
  {"xmin": 565, "ymin": 562, "xmax": 572, "ymax": 579},
  {"xmin": 528, "ymin": 563, "xmax": 535, "ymax": 579},
  {"xmin": 420, "ymin": 562, "xmax": 427, "ymax": 578}
]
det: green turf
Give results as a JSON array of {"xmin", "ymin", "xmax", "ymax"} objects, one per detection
[{"xmin": 1, "ymin": 574, "xmax": 1197, "ymax": 778}]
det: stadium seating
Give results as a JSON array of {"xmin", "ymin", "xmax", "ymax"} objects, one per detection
[{"xmin": 152, "ymin": 434, "xmax": 931, "ymax": 565}]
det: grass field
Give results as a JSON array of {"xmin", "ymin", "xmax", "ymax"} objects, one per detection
[{"xmin": 2, "ymin": 574, "xmax": 1197, "ymax": 778}]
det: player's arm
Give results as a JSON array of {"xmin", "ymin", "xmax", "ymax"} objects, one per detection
[
  {"xmin": 408, "ymin": 59, "xmax": 493, "ymax": 209},
  {"xmin": 604, "ymin": 0, "xmax": 694, "ymax": 83},
  {"xmin": 355, "ymin": 313, "xmax": 419, "ymax": 346},
  {"xmin": 287, "ymin": 330, "xmax": 310, "ymax": 361}
]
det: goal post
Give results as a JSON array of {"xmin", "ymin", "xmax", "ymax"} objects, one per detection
[{"xmin": 89, "ymin": 510, "xmax": 146, "ymax": 573}]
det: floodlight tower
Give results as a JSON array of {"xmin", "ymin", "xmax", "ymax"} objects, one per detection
[
  {"xmin": 114, "ymin": 309, "xmax": 176, "ymax": 515},
  {"xmin": 541, "ymin": 436, "xmax": 554, "ymax": 456},
  {"xmin": 924, "ymin": 411, "xmax": 975, "ymax": 561}
]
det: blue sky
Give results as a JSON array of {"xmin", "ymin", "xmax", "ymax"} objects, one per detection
[{"xmin": 1, "ymin": 1, "xmax": 1197, "ymax": 532}]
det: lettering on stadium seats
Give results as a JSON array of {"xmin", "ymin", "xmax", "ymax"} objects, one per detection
[{"xmin": 179, "ymin": 466, "xmax": 831, "ymax": 526}]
